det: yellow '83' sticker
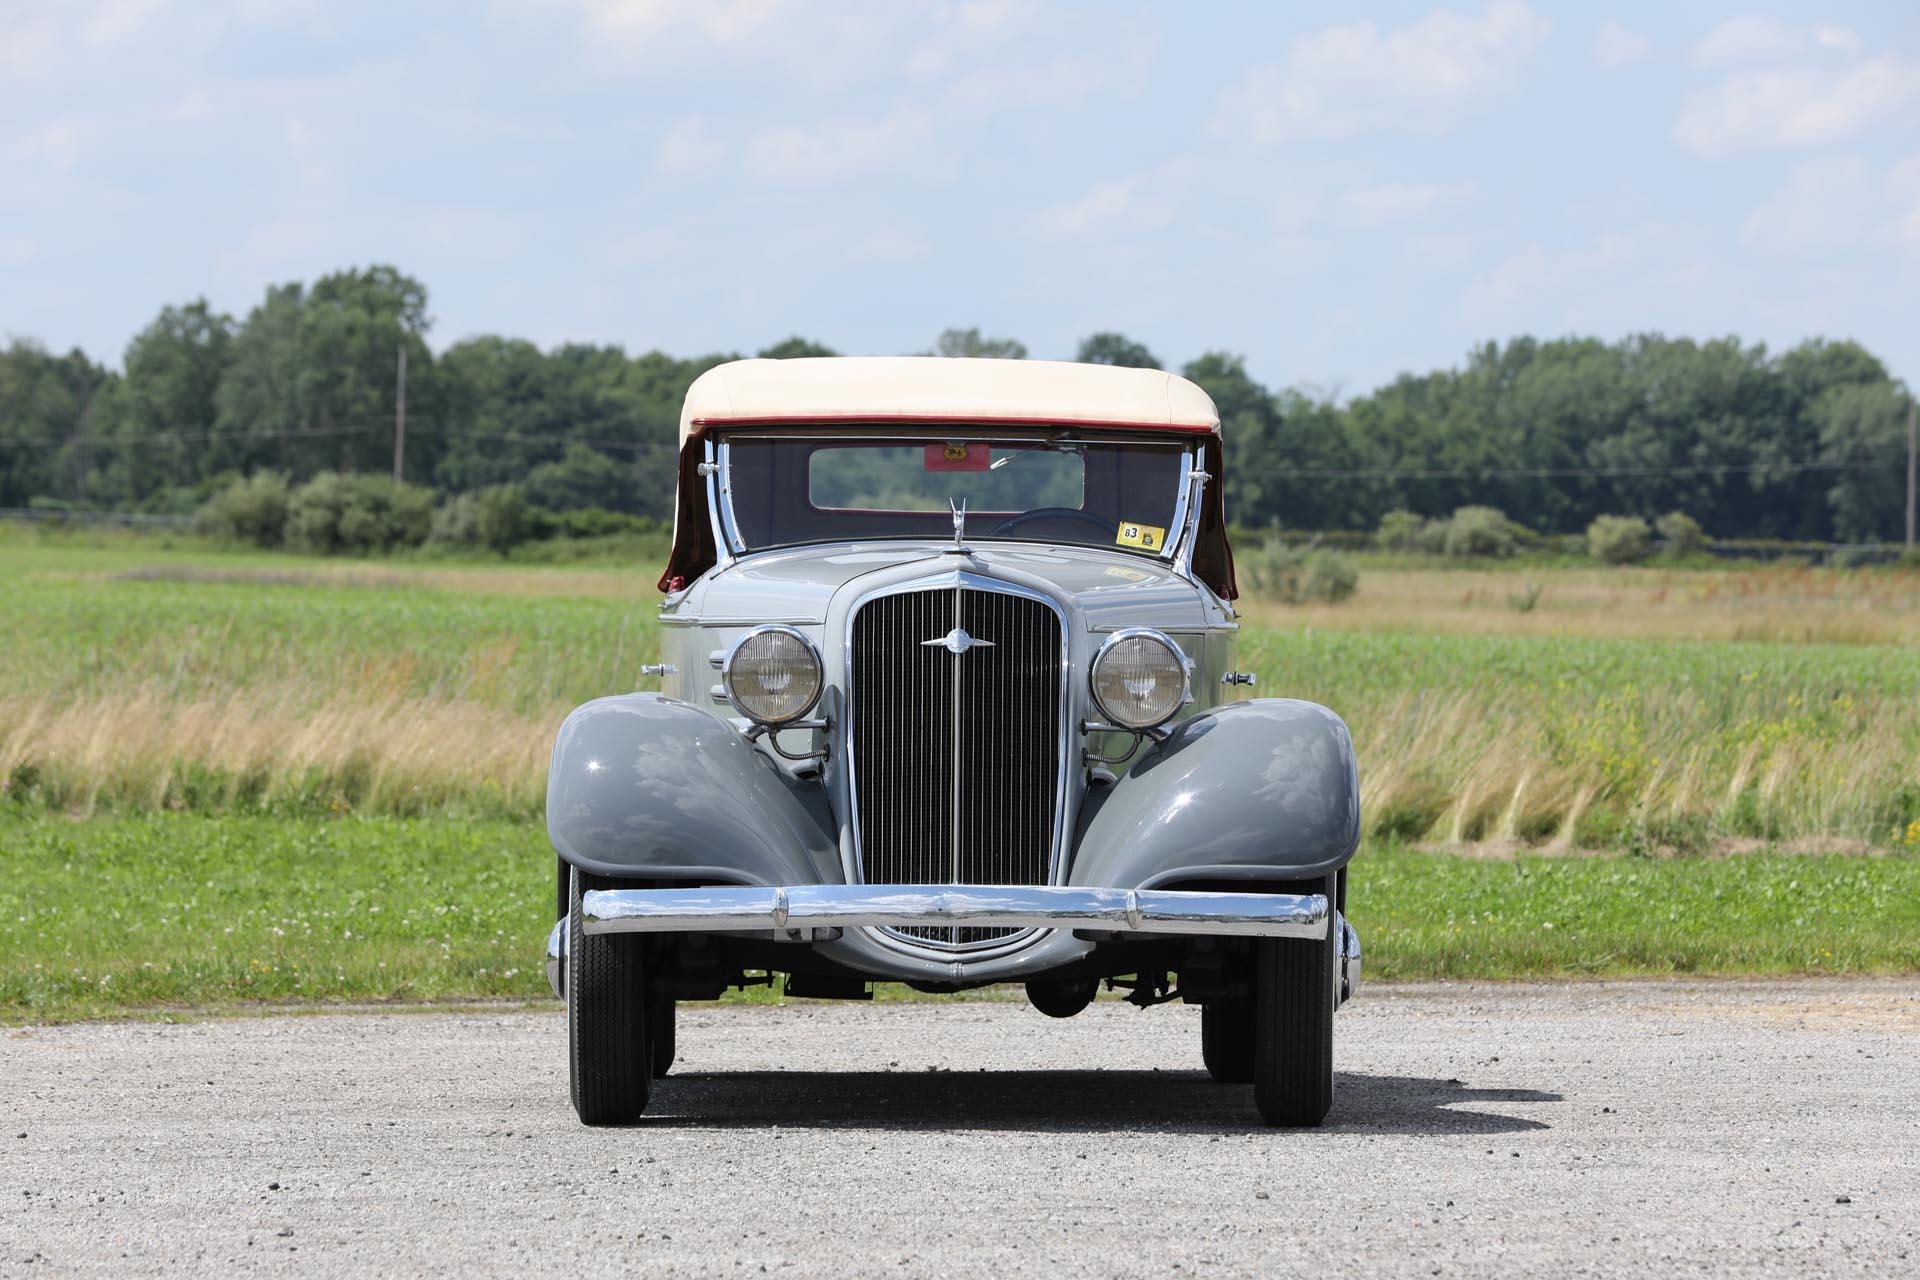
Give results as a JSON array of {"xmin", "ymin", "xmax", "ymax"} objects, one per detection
[{"xmin": 1115, "ymin": 521, "xmax": 1166, "ymax": 551}]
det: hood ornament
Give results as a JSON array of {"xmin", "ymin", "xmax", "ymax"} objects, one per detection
[
  {"xmin": 921, "ymin": 627, "xmax": 995, "ymax": 655},
  {"xmin": 944, "ymin": 497, "xmax": 970, "ymax": 555}
]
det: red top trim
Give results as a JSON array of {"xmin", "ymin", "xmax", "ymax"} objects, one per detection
[{"xmin": 687, "ymin": 413, "xmax": 1220, "ymax": 434}]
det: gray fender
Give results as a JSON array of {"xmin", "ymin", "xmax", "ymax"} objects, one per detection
[
  {"xmin": 546, "ymin": 693, "xmax": 840, "ymax": 885},
  {"xmin": 1069, "ymin": 698, "xmax": 1360, "ymax": 890}
]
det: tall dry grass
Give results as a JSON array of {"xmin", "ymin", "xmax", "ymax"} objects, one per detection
[
  {"xmin": 0, "ymin": 686, "xmax": 554, "ymax": 817},
  {"xmin": 1348, "ymin": 686, "xmax": 1920, "ymax": 852},
  {"xmin": 4, "ymin": 544, "xmax": 1918, "ymax": 850},
  {"xmin": 6, "ymin": 677, "xmax": 1914, "ymax": 851},
  {"xmin": 1247, "ymin": 563, "xmax": 1920, "ymax": 645}
]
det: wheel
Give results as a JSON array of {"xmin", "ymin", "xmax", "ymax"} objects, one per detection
[
  {"xmin": 1252, "ymin": 876, "xmax": 1337, "ymax": 1127},
  {"xmin": 1201, "ymin": 1000, "xmax": 1253, "ymax": 1083},
  {"xmin": 567, "ymin": 866, "xmax": 651, "ymax": 1124},
  {"xmin": 649, "ymin": 993, "xmax": 676, "ymax": 1078}
]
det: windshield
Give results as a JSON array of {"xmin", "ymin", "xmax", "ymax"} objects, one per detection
[{"xmin": 718, "ymin": 434, "xmax": 1192, "ymax": 557}]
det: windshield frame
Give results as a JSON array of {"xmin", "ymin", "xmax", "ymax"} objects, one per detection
[{"xmin": 705, "ymin": 426, "xmax": 1202, "ymax": 568}]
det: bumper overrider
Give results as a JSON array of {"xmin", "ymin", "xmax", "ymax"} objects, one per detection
[{"xmin": 545, "ymin": 884, "xmax": 1363, "ymax": 1003}]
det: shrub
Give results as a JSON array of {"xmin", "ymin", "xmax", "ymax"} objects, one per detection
[
  {"xmin": 1303, "ymin": 549, "xmax": 1359, "ymax": 602},
  {"xmin": 428, "ymin": 491, "xmax": 481, "ymax": 547},
  {"xmin": 286, "ymin": 472, "xmax": 433, "ymax": 555},
  {"xmin": 193, "ymin": 472, "xmax": 290, "ymax": 548},
  {"xmin": 546, "ymin": 507, "xmax": 655, "ymax": 540},
  {"xmin": 1442, "ymin": 506, "xmax": 1516, "ymax": 558},
  {"xmin": 1374, "ymin": 509, "xmax": 1425, "ymax": 552},
  {"xmin": 1507, "ymin": 581, "xmax": 1543, "ymax": 613},
  {"xmin": 1588, "ymin": 514, "xmax": 1653, "ymax": 564},
  {"xmin": 1829, "ymin": 544, "xmax": 1885, "ymax": 569},
  {"xmin": 1241, "ymin": 540, "xmax": 1359, "ymax": 604},
  {"xmin": 429, "ymin": 486, "xmax": 530, "ymax": 554},
  {"xmin": 1655, "ymin": 510, "xmax": 1706, "ymax": 555},
  {"xmin": 474, "ymin": 485, "xmax": 527, "ymax": 555}
]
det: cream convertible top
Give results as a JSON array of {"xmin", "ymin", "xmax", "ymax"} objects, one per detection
[{"xmin": 661, "ymin": 357, "xmax": 1238, "ymax": 597}]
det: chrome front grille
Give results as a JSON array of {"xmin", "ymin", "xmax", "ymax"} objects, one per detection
[{"xmin": 849, "ymin": 583, "xmax": 1064, "ymax": 950}]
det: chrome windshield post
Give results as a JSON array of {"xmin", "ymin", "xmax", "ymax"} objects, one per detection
[
  {"xmin": 707, "ymin": 438, "xmax": 746, "ymax": 559},
  {"xmin": 1172, "ymin": 443, "xmax": 1209, "ymax": 582}
]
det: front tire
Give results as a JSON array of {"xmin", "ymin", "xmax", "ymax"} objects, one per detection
[
  {"xmin": 1201, "ymin": 1000, "xmax": 1253, "ymax": 1083},
  {"xmin": 1252, "ymin": 876, "xmax": 1337, "ymax": 1127},
  {"xmin": 567, "ymin": 866, "xmax": 651, "ymax": 1124}
]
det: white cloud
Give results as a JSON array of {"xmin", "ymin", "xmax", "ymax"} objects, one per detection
[
  {"xmin": 744, "ymin": 108, "xmax": 931, "ymax": 183},
  {"xmin": 83, "ymin": 0, "xmax": 168, "ymax": 46},
  {"xmin": 1343, "ymin": 180, "xmax": 1475, "ymax": 226},
  {"xmin": 569, "ymin": 0, "xmax": 787, "ymax": 46},
  {"xmin": 1692, "ymin": 16, "xmax": 1799, "ymax": 68},
  {"xmin": 1031, "ymin": 176, "xmax": 1174, "ymax": 238},
  {"xmin": 1815, "ymin": 26, "xmax": 1864, "ymax": 59},
  {"xmin": 1740, "ymin": 157, "xmax": 1875, "ymax": 254},
  {"xmin": 1406, "ymin": 230, "xmax": 1474, "ymax": 272},
  {"xmin": 1893, "ymin": 154, "xmax": 1920, "ymax": 249},
  {"xmin": 11, "ymin": 118, "xmax": 89, "ymax": 171},
  {"xmin": 0, "ymin": 6, "xmax": 58, "ymax": 76},
  {"xmin": 1215, "ymin": 2, "xmax": 1550, "ymax": 142},
  {"xmin": 1739, "ymin": 155, "xmax": 1920, "ymax": 258},
  {"xmin": 1593, "ymin": 20, "xmax": 1648, "ymax": 70},
  {"xmin": 1675, "ymin": 55, "xmax": 1920, "ymax": 154},
  {"xmin": 656, "ymin": 117, "xmax": 720, "ymax": 175},
  {"xmin": 1692, "ymin": 17, "xmax": 1866, "ymax": 69},
  {"xmin": 1462, "ymin": 224, "xmax": 1677, "ymax": 319}
]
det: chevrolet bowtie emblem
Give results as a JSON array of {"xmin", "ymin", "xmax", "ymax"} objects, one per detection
[{"xmin": 921, "ymin": 627, "xmax": 995, "ymax": 655}]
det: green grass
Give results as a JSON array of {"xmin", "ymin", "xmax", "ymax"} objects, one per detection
[
  {"xmin": 3, "ymin": 548, "xmax": 657, "ymax": 713},
  {"xmin": 1360, "ymin": 843, "xmax": 1920, "ymax": 978},
  {"xmin": 3, "ymin": 531, "xmax": 1917, "ymax": 1019},
  {"xmin": 2, "ymin": 813, "xmax": 1913, "ymax": 1022}
]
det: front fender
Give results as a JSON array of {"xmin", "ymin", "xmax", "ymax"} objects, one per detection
[
  {"xmin": 1069, "ymin": 698, "xmax": 1360, "ymax": 891},
  {"xmin": 546, "ymin": 693, "xmax": 839, "ymax": 885}
]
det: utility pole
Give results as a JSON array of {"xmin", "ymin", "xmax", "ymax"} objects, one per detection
[
  {"xmin": 393, "ymin": 343, "xmax": 408, "ymax": 484},
  {"xmin": 72, "ymin": 384, "xmax": 95, "ymax": 505},
  {"xmin": 1907, "ymin": 396, "xmax": 1916, "ymax": 551}
]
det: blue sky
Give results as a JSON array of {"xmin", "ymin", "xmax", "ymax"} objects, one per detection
[{"xmin": 3, "ymin": 1, "xmax": 1917, "ymax": 393}]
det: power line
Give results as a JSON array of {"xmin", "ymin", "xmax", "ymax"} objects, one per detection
[
  {"xmin": 0, "ymin": 422, "xmax": 676, "ymax": 453},
  {"xmin": 0, "ymin": 423, "xmax": 397, "ymax": 449},
  {"xmin": 1243, "ymin": 459, "xmax": 1881, "ymax": 481},
  {"xmin": 0, "ymin": 428, "xmax": 1891, "ymax": 481}
]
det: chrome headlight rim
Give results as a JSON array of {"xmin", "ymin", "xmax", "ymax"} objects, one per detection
[
  {"xmin": 1088, "ymin": 627, "xmax": 1191, "ymax": 731},
  {"xmin": 721, "ymin": 624, "xmax": 824, "ymax": 726}
]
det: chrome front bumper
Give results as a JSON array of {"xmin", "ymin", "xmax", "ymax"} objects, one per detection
[
  {"xmin": 582, "ymin": 883, "xmax": 1328, "ymax": 939},
  {"xmin": 545, "ymin": 886, "xmax": 1360, "ymax": 1004}
]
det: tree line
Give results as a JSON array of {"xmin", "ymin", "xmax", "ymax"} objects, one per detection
[{"xmin": 1, "ymin": 264, "xmax": 1911, "ymax": 543}]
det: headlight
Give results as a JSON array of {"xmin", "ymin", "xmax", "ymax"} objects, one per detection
[
  {"xmin": 722, "ymin": 626, "xmax": 823, "ymax": 725},
  {"xmin": 1089, "ymin": 629, "xmax": 1188, "ymax": 730}
]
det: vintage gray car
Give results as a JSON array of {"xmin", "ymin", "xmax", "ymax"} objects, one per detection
[{"xmin": 544, "ymin": 356, "xmax": 1361, "ymax": 1126}]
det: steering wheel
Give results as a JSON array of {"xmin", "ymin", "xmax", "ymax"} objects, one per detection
[{"xmin": 986, "ymin": 506, "xmax": 1115, "ymax": 537}]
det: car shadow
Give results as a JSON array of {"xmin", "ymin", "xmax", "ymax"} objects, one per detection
[{"xmin": 635, "ymin": 1069, "xmax": 1559, "ymax": 1135}]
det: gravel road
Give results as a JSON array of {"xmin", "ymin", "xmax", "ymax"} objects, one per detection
[{"xmin": 5, "ymin": 979, "xmax": 1917, "ymax": 1277}]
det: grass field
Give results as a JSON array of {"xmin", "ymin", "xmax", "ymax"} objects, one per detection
[
  {"xmin": 7, "ymin": 529, "xmax": 1918, "ymax": 851},
  {"xmin": 4, "ymin": 813, "xmax": 1915, "ymax": 1021},
  {"xmin": 2, "ymin": 525, "xmax": 1916, "ymax": 1018}
]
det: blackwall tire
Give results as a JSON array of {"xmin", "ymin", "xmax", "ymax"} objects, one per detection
[
  {"xmin": 567, "ymin": 866, "xmax": 651, "ymax": 1125},
  {"xmin": 1252, "ymin": 876, "xmax": 1336, "ymax": 1127},
  {"xmin": 1201, "ymin": 1001, "xmax": 1254, "ymax": 1083}
]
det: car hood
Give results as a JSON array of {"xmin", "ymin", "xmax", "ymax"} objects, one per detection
[{"xmin": 670, "ymin": 541, "xmax": 1219, "ymax": 633}]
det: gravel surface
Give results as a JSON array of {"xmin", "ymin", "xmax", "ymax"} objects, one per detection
[{"xmin": 4, "ymin": 979, "xmax": 1917, "ymax": 1277}]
